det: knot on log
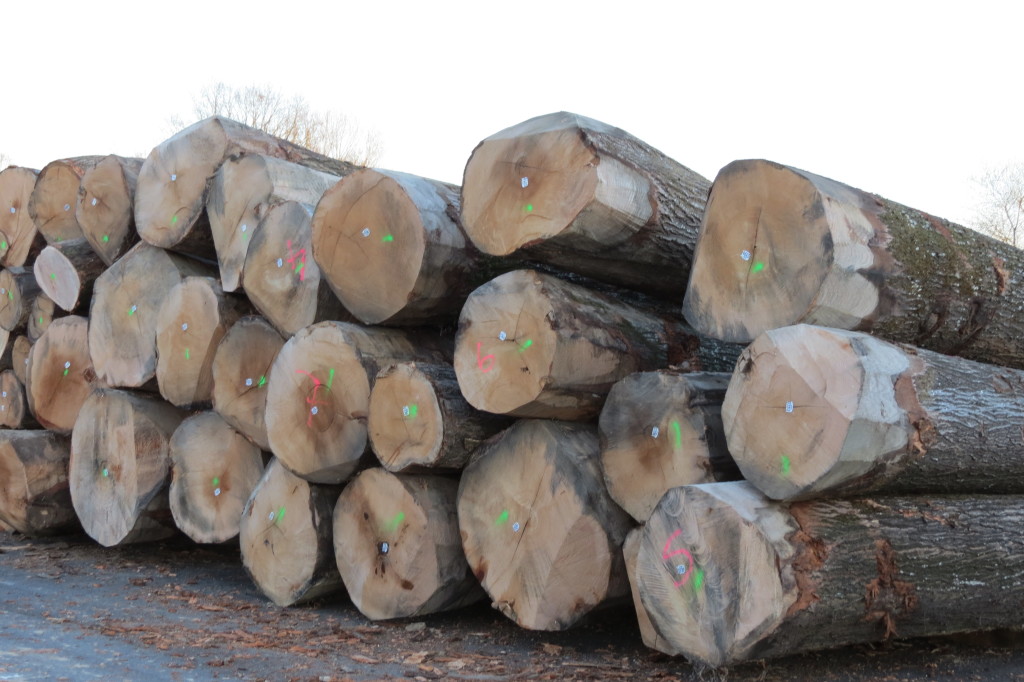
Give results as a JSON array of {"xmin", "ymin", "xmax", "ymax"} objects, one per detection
[
  {"xmin": 863, "ymin": 538, "xmax": 918, "ymax": 638},
  {"xmin": 785, "ymin": 506, "xmax": 829, "ymax": 618}
]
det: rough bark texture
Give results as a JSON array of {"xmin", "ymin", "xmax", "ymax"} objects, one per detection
[
  {"xmin": 461, "ymin": 111, "xmax": 709, "ymax": 298},
  {"xmin": 0, "ymin": 370, "xmax": 38, "ymax": 429},
  {"xmin": 33, "ymin": 240, "xmax": 106, "ymax": 313},
  {"xmin": 684, "ymin": 159, "xmax": 1024, "ymax": 370},
  {"xmin": 0, "ymin": 267, "xmax": 41, "ymax": 332},
  {"xmin": 77, "ymin": 155, "xmax": 143, "ymax": 266},
  {"xmin": 457, "ymin": 420, "xmax": 634, "ymax": 631},
  {"xmin": 0, "ymin": 166, "xmax": 43, "ymax": 267},
  {"xmin": 0, "ymin": 430, "xmax": 77, "ymax": 536},
  {"xmin": 26, "ymin": 316, "xmax": 105, "ymax": 434},
  {"xmin": 28, "ymin": 157, "xmax": 105, "ymax": 244}
]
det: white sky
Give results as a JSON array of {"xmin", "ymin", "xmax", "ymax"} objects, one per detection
[{"xmin": 2, "ymin": 1, "xmax": 1021, "ymax": 227}]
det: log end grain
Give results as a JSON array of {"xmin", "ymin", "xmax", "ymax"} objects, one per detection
[
  {"xmin": 0, "ymin": 166, "xmax": 40, "ymax": 267},
  {"xmin": 77, "ymin": 155, "xmax": 142, "ymax": 266}
]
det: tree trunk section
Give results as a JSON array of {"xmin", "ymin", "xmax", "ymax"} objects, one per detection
[
  {"xmin": 211, "ymin": 315, "xmax": 285, "ymax": 451},
  {"xmin": 683, "ymin": 159, "xmax": 1024, "ymax": 370},
  {"xmin": 28, "ymin": 293, "xmax": 62, "ymax": 343},
  {"xmin": 333, "ymin": 467, "xmax": 484, "ymax": 620},
  {"xmin": 135, "ymin": 116, "xmax": 358, "ymax": 259},
  {"xmin": 457, "ymin": 419, "xmax": 633, "ymax": 630},
  {"xmin": 0, "ymin": 166, "xmax": 43, "ymax": 267},
  {"xmin": 11, "ymin": 335, "xmax": 30, "ymax": 384},
  {"xmin": 242, "ymin": 201, "xmax": 351, "ymax": 335},
  {"xmin": 26, "ymin": 315, "xmax": 105, "ymax": 434},
  {"xmin": 33, "ymin": 240, "xmax": 106, "ymax": 313},
  {"xmin": 460, "ymin": 111, "xmax": 709, "ymax": 298},
  {"xmin": 0, "ymin": 267, "xmax": 41, "ymax": 332},
  {"xmin": 0, "ymin": 430, "xmax": 77, "ymax": 536},
  {"xmin": 169, "ymin": 411, "xmax": 266, "ymax": 544},
  {"xmin": 155, "ymin": 276, "xmax": 248, "ymax": 408},
  {"xmin": 208, "ymin": 154, "xmax": 341, "ymax": 292},
  {"xmin": 637, "ymin": 481, "xmax": 1024, "ymax": 666},
  {"xmin": 238, "ymin": 457, "xmax": 343, "ymax": 607},
  {"xmin": 28, "ymin": 157, "xmax": 105, "ymax": 244},
  {"xmin": 88, "ymin": 242, "xmax": 213, "ymax": 388},
  {"xmin": 623, "ymin": 527, "xmax": 683, "ymax": 656},
  {"xmin": 69, "ymin": 388, "xmax": 186, "ymax": 546},
  {"xmin": 0, "ymin": 370, "xmax": 38, "ymax": 429},
  {"xmin": 599, "ymin": 371, "xmax": 738, "ymax": 523},
  {"xmin": 265, "ymin": 321, "xmax": 448, "ymax": 484},
  {"xmin": 368, "ymin": 361, "xmax": 511, "ymax": 472},
  {"xmin": 77, "ymin": 155, "xmax": 143, "ymax": 266}
]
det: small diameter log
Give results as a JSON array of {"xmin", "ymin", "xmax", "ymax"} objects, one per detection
[
  {"xmin": 28, "ymin": 157, "xmax": 105, "ymax": 244},
  {"xmin": 333, "ymin": 467, "xmax": 484, "ymax": 620},
  {"xmin": 208, "ymin": 154, "xmax": 341, "ymax": 292},
  {"xmin": 0, "ymin": 370, "xmax": 38, "ymax": 429},
  {"xmin": 136, "ymin": 116, "xmax": 357, "ymax": 258},
  {"xmin": 0, "ymin": 166, "xmax": 43, "ymax": 266},
  {"xmin": 77, "ymin": 155, "xmax": 143, "ymax": 266},
  {"xmin": 312, "ymin": 168, "xmax": 503, "ymax": 325},
  {"xmin": 457, "ymin": 419, "xmax": 633, "ymax": 630},
  {"xmin": 12, "ymin": 335, "xmax": 30, "ymax": 384},
  {"xmin": 28, "ymin": 293, "xmax": 62, "ymax": 342},
  {"xmin": 599, "ymin": 371, "xmax": 738, "ymax": 523},
  {"xmin": 460, "ymin": 112, "xmax": 710, "ymax": 298},
  {"xmin": 26, "ymin": 316, "xmax": 104, "ymax": 433},
  {"xmin": 239, "ymin": 457, "xmax": 343, "ymax": 606},
  {"xmin": 211, "ymin": 316, "xmax": 285, "ymax": 450},
  {"xmin": 69, "ymin": 388, "xmax": 186, "ymax": 546},
  {"xmin": 155, "ymin": 276, "xmax": 248, "ymax": 407},
  {"xmin": 636, "ymin": 481, "xmax": 1024, "ymax": 666},
  {"xmin": 0, "ymin": 267, "xmax": 41, "ymax": 332},
  {"xmin": 169, "ymin": 411, "xmax": 266, "ymax": 544},
  {"xmin": 368, "ymin": 361, "xmax": 511, "ymax": 472},
  {"xmin": 89, "ymin": 242, "xmax": 213, "ymax": 388},
  {"xmin": 265, "ymin": 321, "xmax": 448, "ymax": 484},
  {"xmin": 0, "ymin": 430, "xmax": 77, "ymax": 536},
  {"xmin": 684, "ymin": 160, "xmax": 1024, "ymax": 370},
  {"xmin": 623, "ymin": 527, "xmax": 683, "ymax": 656},
  {"xmin": 723, "ymin": 324, "xmax": 1024, "ymax": 500},
  {"xmin": 33, "ymin": 240, "xmax": 106, "ymax": 313},
  {"xmin": 242, "ymin": 201, "xmax": 350, "ymax": 335}
]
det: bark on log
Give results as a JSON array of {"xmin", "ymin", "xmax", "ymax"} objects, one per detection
[
  {"xmin": 169, "ymin": 411, "xmax": 266, "ymax": 544},
  {"xmin": 33, "ymin": 240, "xmax": 106, "ymax": 313},
  {"xmin": 636, "ymin": 481, "xmax": 1024, "ymax": 666},
  {"xmin": 155, "ymin": 276, "xmax": 248, "ymax": 407},
  {"xmin": 332, "ymin": 467, "xmax": 484, "ymax": 620},
  {"xmin": 11, "ymin": 335, "xmax": 30, "ymax": 384},
  {"xmin": 454, "ymin": 269, "xmax": 735, "ymax": 420},
  {"xmin": 368, "ymin": 361, "xmax": 511, "ymax": 472},
  {"xmin": 0, "ymin": 430, "xmax": 77, "ymax": 536},
  {"xmin": 0, "ymin": 166, "xmax": 43, "ymax": 267},
  {"xmin": 69, "ymin": 388, "xmax": 186, "ymax": 546},
  {"xmin": 77, "ymin": 155, "xmax": 143, "ymax": 266},
  {"xmin": 460, "ymin": 112, "xmax": 709, "ymax": 298},
  {"xmin": 242, "ymin": 201, "xmax": 351, "ymax": 335},
  {"xmin": 265, "ymin": 321, "xmax": 448, "ymax": 484},
  {"xmin": 135, "ymin": 116, "xmax": 358, "ymax": 258},
  {"xmin": 0, "ymin": 370, "xmax": 38, "ymax": 429},
  {"xmin": 457, "ymin": 419, "xmax": 633, "ymax": 630},
  {"xmin": 26, "ymin": 316, "xmax": 104, "ymax": 433},
  {"xmin": 723, "ymin": 323, "xmax": 1024, "ymax": 500},
  {"xmin": 683, "ymin": 159, "xmax": 1024, "ymax": 370},
  {"xmin": 89, "ymin": 242, "xmax": 213, "ymax": 388},
  {"xmin": 208, "ymin": 154, "xmax": 341, "ymax": 292},
  {"xmin": 312, "ymin": 168, "xmax": 506, "ymax": 325},
  {"xmin": 598, "ymin": 371, "xmax": 738, "ymax": 523},
  {"xmin": 211, "ymin": 316, "xmax": 285, "ymax": 450},
  {"xmin": 28, "ymin": 157, "xmax": 105, "ymax": 244},
  {"xmin": 28, "ymin": 293, "xmax": 62, "ymax": 342},
  {"xmin": 0, "ymin": 267, "xmax": 41, "ymax": 332},
  {"xmin": 238, "ymin": 457, "xmax": 344, "ymax": 606},
  {"xmin": 623, "ymin": 527, "xmax": 683, "ymax": 656}
]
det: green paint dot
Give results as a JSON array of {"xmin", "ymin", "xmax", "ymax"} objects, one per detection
[
  {"xmin": 403, "ymin": 404, "xmax": 418, "ymax": 419},
  {"xmin": 751, "ymin": 262, "xmax": 765, "ymax": 273},
  {"xmin": 50, "ymin": 273, "xmax": 56, "ymax": 280},
  {"xmin": 102, "ymin": 468, "xmax": 109, "ymax": 478},
  {"xmin": 276, "ymin": 506, "xmax": 286, "ymax": 523},
  {"xmin": 495, "ymin": 509, "xmax": 509, "ymax": 526},
  {"xmin": 381, "ymin": 234, "xmax": 394, "ymax": 242},
  {"xmin": 184, "ymin": 348, "xmax": 190, "ymax": 360},
  {"xmin": 170, "ymin": 215, "xmax": 178, "ymax": 225},
  {"xmin": 8, "ymin": 291, "xmax": 13, "ymax": 301},
  {"xmin": 781, "ymin": 455, "xmax": 791, "ymax": 476},
  {"xmin": 0, "ymin": 241, "xmax": 7, "ymax": 249},
  {"xmin": 63, "ymin": 368, "xmax": 69, "ymax": 377},
  {"xmin": 525, "ymin": 204, "xmax": 533, "ymax": 212},
  {"xmin": 693, "ymin": 568, "xmax": 705, "ymax": 591},
  {"xmin": 37, "ymin": 317, "xmax": 42, "ymax": 324},
  {"xmin": 212, "ymin": 477, "xmax": 220, "ymax": 486},
  {"xmin": 257, "ymin": 375, "xmax": 267, "ymax": 387},
  {"xmin": 386, "ymin": 511, "xmax": 406, "ymax": 532},
  {"xmin": 518, "ymin": 339, "xmax": 533, "ymax": 352},
  {"xmin": 102, "ymin": 235, "xmax": 109, "ymax": 243}
]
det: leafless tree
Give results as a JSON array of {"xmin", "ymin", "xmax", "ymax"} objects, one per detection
[
  {"xmin": 0, "ymin": 152, "xmax": 10, "ymax": 170},
  {"xmin": 170, "ymin": 83, "xmax": 383, "ymax": 166},
  {"xmin": 972, "ymin": 163, "xmax": 1024, "ymax": 248}
]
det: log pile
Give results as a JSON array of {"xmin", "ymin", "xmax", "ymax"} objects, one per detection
[{"xmin": 1, "ymin": 112, "xmax": 1022, "ymax": 675}]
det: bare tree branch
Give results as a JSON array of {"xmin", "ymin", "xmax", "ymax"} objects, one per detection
[{"xmin": 971, "ymin": 163, "xmax": 1024, "ymax": 248}]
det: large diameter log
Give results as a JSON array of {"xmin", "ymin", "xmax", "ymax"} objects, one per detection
[
  {"xmin": 0, "ymin": 166, "xmax": 43, "ymax": 266},
  {"xmin": 598, "ymin": 371, "xmax": 738, "ymax": 523},
  {"xmin": 312, "ymin": 168, "xmax": 505, "ymax": 325},
  {"xmin": 454, "ymin": 269, "xmax": 733, "ymax": 420},
  {"xmin": 239, "ymin": 457, "xmax": 343, "ymax": 606},
  {"xmin": 69, "ymin": 388, "xmax": 186, "ymax": 546},
  {"xmin": 457, "ymin": 419, "xmax": 633, "ymax": 630},
  {"xmin": 211, "ymin": 316, "xmax": 285, "ymax": 450},
  {"xmin": 88, "ymin": 242, "xmax": 213, "ymax": 387},
  {"xmin": 208, "ymin": 154, "xmax": 341, "ymax": 292},
  {"xmin": 169, "ymin": 411, "xmax": 266, "ymax": 544},
  {"xmin": 636, "ymin": 481, "xmax": 1024, "ymax": 666},
  {"xmin": 155, "ymin": 277, "xmax": 248, "ymax": 407},
  {"xmin": 28, "ymin": 293, "xmax": 62, "ymax": 342},
  {"xmin": 0, "ymin": 267, "xmax": 41, "ymax": 332},
  {"xmin": 333, "ymin": 468, "xmax": 484, "ymax": 620},
  {"xmin": 27, "ymin": 157, "xmax": 105, "ymax": 244},
  {"xmin": 76, "ymin": 155, "xmax": 143, "ymax": 266},
  {"xmin": 242, "ymin": 201, "xmax": 351, "ymax": 335},
  {"xmin": 723, "ymin": 323, "xmax": 1024, "ymax": 500},
  {"xmin": 0, "ymin": 370, "xmax": 38, "ymax": 429},
  {"xmin": 369, "ymin": 361, "xmax": 512, "ymax": 473},
  {"xmin": 265, "ymin": 321, "xmax": 448, "ymax": 484},
  {"xmin": 683, "ymin": 159, "xmax": 1024, "ymax": 369},
  {"xmin": 33, "ymin": 240, "xmax": 106, "ymax": 313},
  {"xmin": 460, "ymin": 112, "xmax": 709, "ymax": 298},
  {"xmin": 136, "ymin": 116, "xmax": 358, "ymax": 258},
  {"xmin": 26, "ymin": 316, "xmax": 105, "ymax": 433},
  {"xmin": 0, "ymin": 430, "xmax": 77, "ymax": 536}
]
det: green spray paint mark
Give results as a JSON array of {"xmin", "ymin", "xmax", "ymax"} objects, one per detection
[
  {"xmin": 495, "ymin": 509, "xmax": 509, "ymax": 526},
  {"xmin": 693, "ymin": 568, "xmax": 705, "ymax": 591},
  {"xmin": 184, "ymin": 348, "xmax": 190, "ymax": 360},
  {"xmin": 257, "ymin": 375, "xmax": 267, "ymax": 387},
  {"xmin": 381, "ymin": 234, "xmax": 394, "ymax": 242},
  {"xmin": 403, "ymin": 404, "xmax": 418, "ymax": 419},
  {"xmin": 326, "ymin": 368, "xmax": 335, "ymax": 390},
  {"xmin": 518, "ymin": 339, "xmax": 533, "ymax": 352},
  {"xmin": 751, "ymin": 262, "xmax": 765, "ymax": 274},
  {"xmin": 50, "ymin": 273, "xmax": 56, "ymax": 280},
  {"xmin": 170, "ymin": 216, "xmax": 178, "ymax": 225},
  {"xmin": 37, "ymin": 316, "xmax": 42, "ymax": 324},
  {"xmin": 0, "ymin": 241, "xmax": 7, "ymax": 250},
  {"xmin": 102, "ymin": 468, "xmax": 109, "ymax": 478},
  {"xmin": 671, "ymin": 420, "xmax": 682, "ymax": 449},
  {"xmin": 781, "ymin": 455, "xmax": 791, "ymax": 476},
  {"xmin": 63, "ymin": 368, "xmax": 69, "ymax": 377},
  {"xmin": 102, "ymin": 235, "xmax": 109, "ymax": 243},
  {"xmin": 525, "ymin": 204, "xmax": 533, "ymax": 212},
  {"xmin": 385, "ymin": 511, "xmax": 405, "ymax": 532},
  {"xmin": 7, "ymin": 291, "xmax": 13, "ymax": 301},
  {"xmin": 276, "ymin": 506, "xmax": 286, "ymax": 524},
  {"xmin": 212, "ymin": 477, "xmax": 220, "ymax": 486},
  {"xmin": 294, "ymin": 261, "xmax": 304, "ymax": 276}
]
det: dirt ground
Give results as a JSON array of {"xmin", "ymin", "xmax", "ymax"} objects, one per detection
[{"xmin": 2, "ymin": 530, "xmax": 1023, "ymax": 682}]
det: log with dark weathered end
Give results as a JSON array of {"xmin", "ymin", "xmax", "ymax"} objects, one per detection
[
  {"xmin": 28, "ymin": 293, "xmax": 62, "ymax": 342},
  {"xmin": 28, "ymin": 157, "xmax": 105, "ymax": 244},
  {"xmin": 33, "ymin": 240, "xmax": 106, "ymax": 313},
  {"xmin": 26, "ymin": 316, "xmax": 104, "ymax": 434},
  {"xmin": 0, "ymin": 430, "xmax": 78, "ymax": 536},
  {"xmin": 0, "ymin": 267, "xmax": 41, "ymax": 332},
  {"xmin": 0, "ymin": 166, "xmax": 42, "ymax": 266},
  {"xmin": 77, "ymin": 155, "xmax": 144, "ymax": 266}
]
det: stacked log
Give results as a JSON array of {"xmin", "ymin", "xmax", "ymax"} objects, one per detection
[
  {"xmin": 0, "ymin": 166, "xmax": 43, "ymax": 266},
  {"xmin": 77, "ymin": 155, "xmax": 143, "ymax": 265}
]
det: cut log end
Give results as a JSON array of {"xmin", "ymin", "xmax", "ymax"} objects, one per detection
[
  {"xmin": 29, "ymin": 159, "xmax": 102, "ymax": 244},
  {"xmin": 33, "ymin": 244, "xmax": 87, "ymax": 312},
  {"xmin": 0, "ymin": 166, "xmax": 40, "ymax": 267},
  {"xmin": 368, "ymin": 363, "xmax": 443, "ymax": 471},
  {"xmin": 0, "ymin": 430, "xmax": 76, "ymax": 536},
  {"xmin": 0, "ymin": 268, "xmax": 36, "ymax": 332},
  {"xmin": 78, "ymin": 155, "xmax": 142, "ymax": 266},
  {"xmin": 26, "ymin": 316, "xmax": 100, "ymax": 433}
]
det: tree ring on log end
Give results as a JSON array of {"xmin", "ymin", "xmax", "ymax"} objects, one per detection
[{"xmin": 368, "ymin": 363, "xmax": 442, "ymax": 472}]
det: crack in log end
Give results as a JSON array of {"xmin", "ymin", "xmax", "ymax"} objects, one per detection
[
  {"xmin": 863, "ymin": 538, "xmax": 918, "ymax": 639},
  {"xmin": 992, "ymin": 257, "xmax": 1009, "ymax": 296},
  {"xmin": 784, "ymin": 504, "xmax": 829, "ymax": 618}
]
